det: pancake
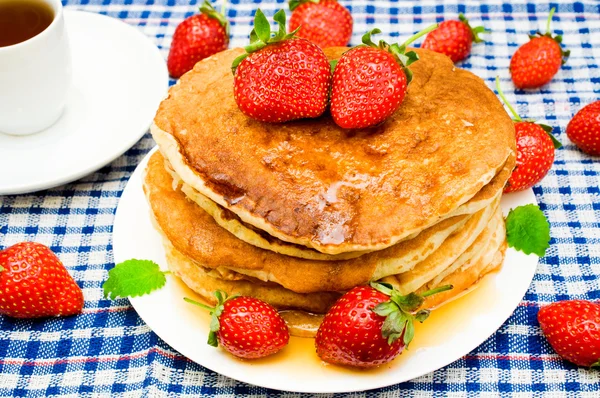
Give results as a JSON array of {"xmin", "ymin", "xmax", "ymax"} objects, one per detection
[
  {"xmin": 152, "ymin": 46, "xmax": 516, "ymax": 255},
  {"xmin": 383, "ymin": 204, "xmax": 504, "ymax": 294},
  {"xmin": 168, "ymin": 152, "xmax": 513, "ymax": 261},
  {"xmin": 145, "ymin": 151, "xmax": 499, "ymax": 294}
]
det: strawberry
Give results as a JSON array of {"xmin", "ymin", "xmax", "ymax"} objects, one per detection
[
  {"xmin": 330, "ymin": 25, "xmax": 437, "ymax": 129},
  {"xmin": 495, "ymin": 77, "xmax": 561, "ymax": 193},
  {"xmin": 538, "ymin": 300, "xmax": 600, "ymax": 367},
  {"xmin": 288, "ymin": 0, "xmax": 353, "ymax": 48},
  {"xmin": 421, "ymin": 14, "xmax": 488, "ymax": 63},
  {"xmin": 315, "ymin": 283, "xmax": 451, "ymax": 368},
  {"xmin": 510, "ymin": 8, "xmax": 570, "ymax": 89},
  {"xmin": 185, "ymin": 291, "xmax": 289, "ymax": 359},
  {"xmin": 566, "ymin": 101, "xmax": 600, "ymax": 156},
  {"xmin": 167, "ymin": 1, "xmax": 229, "ymax": 78},
  {"xmin": 232, "ymin": 9, "xmax": 331, "ymax": 123},
  {"xmin": 0, "ymin": 242, "xmax": 83, "ymax": 319}
]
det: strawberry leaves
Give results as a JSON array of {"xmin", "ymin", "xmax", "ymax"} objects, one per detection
[
  {"xmin": 528, "ymin": 7, "xmax": 570, "ymax": 65},
  {"xmin": 458, "ymin": 13, "xmax": 489, "ymax": 43},
  {"xmin": 371, "ymin": 282, "xmax": 452, "ymax": 347},
  {"xmin": 506, "ymin": 204, "xmax": 551, "ymax": 257},
  {"xmin": 359, "ymin": 25, "xmax": 437, "ymax": 84},
  {"xmin": 199, "ymin": 0, "xmax": 229, "ymax": 35},
  {"xmin": 103, "ymin": 259, "xmax": 169, "ymax": 300},
  {"xmin": 185, "ymin": 291, "xmax": 236, "ymax": 347},
  {"xmin": 232, "ymin": 9, "xmax": 299, "ymax": 73}
]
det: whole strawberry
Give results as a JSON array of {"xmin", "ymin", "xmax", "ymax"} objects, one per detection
[
  {"xmin": 510, "ymin": 8, "xmax": 569, "ymax": 89},
  {"xmin": 185, "ymin": 291, "xmax": 289, "ymax": 359},
  {"xmin": 232, "ymin": 9, "xmax": 331, "ymax": 123},
  {"xmin": 168, "ymin": 1, "xmax": 229, "ymax": 78},
  {"xmin": 496, "ymin": 77, "xmax": 561, "ymax": 193},
  {"xmin": 315, "ymin": 283, "xmax": 451, "ymax": 368},
  {"xmin": 421, "ymin": 14, "xmax": 488, "ymax": 63},
  {"xmin": 330, "ymin": 25, "xmax": 437, "ymax": 129},
  {"xmin": 0, "ymin": 242, "xmax": 84, "ymax": 318},
  {"xmin": 538, "ymin": 300, "xmax": 600, "ymax": 367},
  {"xmin": 289, "ymin": 0, "xmax": 353, "ymax": 48},
  {"xmin": 566, "ymin": 101, "xmax": 600, "ymax": 156}
]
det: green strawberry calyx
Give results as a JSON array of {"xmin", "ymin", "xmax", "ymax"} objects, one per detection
[
  {"xmin": 231, "ymin": 9, "xmax": 299, "ymax": 74},
  {"xmin": 289, "ymin": 0, "xmax": 320, "ymax": 12},
  {"xmin": 184, "ymin": 290, "xmax": 238, "ymax": 347},
  {"xmin": 458, "ymin": 13, "xmax": 490, "ymax": 43},
  {"xmin": 495, "ymin": 76, "xmax": 562, "ymax": 149},
  {"xmin": 356, "ymin": 24, "xmax": 438, "ymax": 84},
  {"xmin": 371, "ymin": 282, "xmax": 452, "ymax": 347},
  {"xmin": 528, "ymin": 7, "xmax": 570, "ymax": 65},
  {"xmin": 200, "ymin": 1, "xmax": 229, "ymax": 36}
]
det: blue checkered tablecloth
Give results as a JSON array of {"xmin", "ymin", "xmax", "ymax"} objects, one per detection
[{"xmin": 1, "ymin": 0, "xmax": 599, "ymax": 396}]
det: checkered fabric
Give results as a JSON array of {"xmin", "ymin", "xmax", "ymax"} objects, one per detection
[{"xmin": 1, "ymin": 0, "xmax": 599, "ymax": 396}]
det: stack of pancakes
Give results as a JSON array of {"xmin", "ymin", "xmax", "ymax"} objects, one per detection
[{"xmin": 145, "ymin": 47, "xmax": 516, "ymax": 337}]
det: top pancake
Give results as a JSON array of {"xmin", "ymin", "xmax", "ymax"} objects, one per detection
[{"xmin": 153, "ymin": 46, "xmax": 515, "ymax": 254}]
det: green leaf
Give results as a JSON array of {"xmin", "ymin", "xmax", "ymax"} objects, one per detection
[
  {"xmin": 362, "ymin": 28, "xmax": 382, "ymax": 47},
  {"xmin": 505, "ymin": 204, "xmax": 551, "ymax": 257},
  {"xmin": 329, "ymin": 59, "xmax": 338, "ymax": 74},
  {"xmin": 271, "ymin": 9, "xmax": 287, "ymax": 42},
  {"xmin": 103, "ymin": 259, "xmax": 167, "ymax": 300},
  {"xmin": 0, "ymin": 265, "xmax": 4, "ymax": 272},
  {"xmin": 415, "ymin": 309, "xmax": 430, "ymax": 323},
  {"xmin": 591, "ymin": 359, "xmax": 600, "ymax": 368},
  {"xmin": 207, "ymin": 330, "xmax": 218, "ymax": 347},
  {"xmin": 253, "ymin": 9, "xmax": 271, "ymax": 43},
  {"xmin": 199, "ymin": 0, "xmax": 229, "ymax": 34},
  {"xmin": 403, "ymin": 318, "xmax": 415, "ymax": 347},
  {"xmin": 537, "ymin": 124, "xmax": 563, "ymax": 149},
  {"xmin": 391, "ymin": 291, "xmax": 423, "ymax": 312},
  {"xmin": 373, "ymin": 301, "xmax": 399, "ymax": 317}
]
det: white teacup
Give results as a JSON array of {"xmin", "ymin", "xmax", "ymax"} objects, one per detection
[{"xmin": 0, "ymin": 0, "xmax": 72, "ymax": 136}]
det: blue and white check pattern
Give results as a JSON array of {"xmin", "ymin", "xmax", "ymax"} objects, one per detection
[{"xmin": 1, "ymin": 0, "xmax": 600, "ymax": 396}]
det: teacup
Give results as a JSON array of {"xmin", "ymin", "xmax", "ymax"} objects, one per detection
[{"xmin": 0, "ymin": 0, "xmax": 72, "ymax": 136}]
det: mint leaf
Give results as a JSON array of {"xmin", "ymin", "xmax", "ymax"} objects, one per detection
[
  {"xmin": 103, "ymin": 259, "xmax": 168, "ymax": 299},
  {"xmin": 505, "ymin": 204, "xmax": 551, "ymax": 257}
]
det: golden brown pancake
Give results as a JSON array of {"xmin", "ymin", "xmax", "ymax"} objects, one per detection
[
  {"xmin": 152, "ymin": 47, "xmax": 516, "ymax": 255},
  {"xmin": 168, "ymin": 152, "xmax": 513, "ymax": 261},
  {"xmin": 145, "ymin": 152, "xmax": 501, "ymax": 294}
]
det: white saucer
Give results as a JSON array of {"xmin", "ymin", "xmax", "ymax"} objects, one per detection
[
  {"xmin": 0, "ymin": 10, "xmax": 168, "ymax": 195},
  {"xmin": 114, "ymin": 148, "xmax": 539, "ymax": 393}
]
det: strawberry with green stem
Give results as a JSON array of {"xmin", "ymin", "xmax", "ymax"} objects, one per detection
[
  {"xmin": 510, "ymin": 7, "xmax": 570, "ymax": 89},
  {"xmin": 103, "ymin": 262, "xmax": 289, "ymax": 360},
  {"xmin": 330, "ymin": 25, "xmax": 437, "ymax": 129},
  {"xmin": 232, "ymin": 9, "xmax": 331, "ymax": 123},
  {"xmin": 421, "ymin": 14, "xmax": 489, "ymax": 63},
  {"xmin": 315, "ymin": 283, "xmax": 452, "ymax": 368},
  {"xmin": 495, "ymin": 77, "xmax": 561, "ymax": 193},
  {"xmin": 167, "ymin": 1, "xmax": 230, "ymax": 78},
  {"xmin": 185, "ymin": 291, "xmax": 289, "ymax": 359}
]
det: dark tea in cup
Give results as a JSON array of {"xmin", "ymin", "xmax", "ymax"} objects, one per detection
[{"xmin": 0, "ymin": 0, "xmax": 54, "ymax": 47}]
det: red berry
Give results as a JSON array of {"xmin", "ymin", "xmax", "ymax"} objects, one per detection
[
  {"xmin": 504, "ymin": 122, "xmax": 556, "ymax": 193},
  {"xmin": 187, "ymin": 292, "xmax": 289, "ymax": 359},
  {"xmin": 315, "ymin": 283, "xmax": 448, "ymax": 368},
  {"xmin": 233, "ymin": 10, "xmax": 331, "ymax": 123},
  {"xmin": 330, "ymin": 46, "xmax": 407, "ymax": 129},
  {"xmin": 289, "ymin": 0, "xmax": 353, "ymax": 48},
  {"xmin": 421, "ymin": 14, "xmax": 487, "ymax": 63},
  {"xmin": 509, "ymin": 9, "xmax": 569, "ymax": 89},
  {"xmin": 167, "ymin": 3, "xmax": 229, "ymax": 78},
  {"xmin": 538, "ymin": 300, "xmax": 600, "ymax": 367},
  {"xmin": 316, "ymin": 286, "xmax": 404, "ymax": 367},
  {"xmin": 0, "ymin": 242, "xmax": 84, "ymax": 318},
  {"xmin": 566, "ymin": 101, "xmax": 600, "ymax": 156}
]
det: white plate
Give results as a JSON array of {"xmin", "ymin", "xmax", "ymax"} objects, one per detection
[
  {"xmin": 0, "ymin": 10, "xmax": 168, "ymax": 195},
  {"xmin": 114, "ymin": 148, "xmax": 539, "ymax": 394}
]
